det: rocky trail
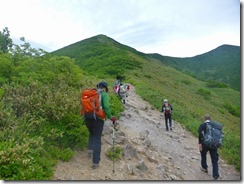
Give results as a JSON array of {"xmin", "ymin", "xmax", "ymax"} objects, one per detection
[{"xmin": 52, "ymin": 85, "xmax": 240, "ymax": 181}]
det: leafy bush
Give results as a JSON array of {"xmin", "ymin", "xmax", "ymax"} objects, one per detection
[
  {"xmin": 58, "ymin": 148, "xmax": 74, "ymax": 162},
  {"xmin": 106, "ymin": 146, "xmax": 122, "ymax": 161},
  {"xmin": 181, "ymin": 80, "xmax": 191, "ymax": 85},
  {"xmin": 57, "ymin": 114, "xmax": 89, "ymax": 149},
  {"xmin": 207, "ymin": 80, "xmax": 228, "ymax": 88},
  {"xmin": 223, "ymin": 102, "xmax": 240, "ymax": 117},
  {"xmin": 0, "ymin": 137, "xmax": 55, "ymax": 180},
  {"xmin": 196, "ymin": 88, "xmax": 211, "ymax": 100}
]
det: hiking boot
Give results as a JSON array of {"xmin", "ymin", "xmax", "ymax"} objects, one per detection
[
  {"xmin": 92, "ymin": 163, "xmax": 99, "ymax": 169},
  {"xmin": 200, "ymin": 166, "xmax": 208, "ymax": 173},
  {"xmin": 170, "ymin": 127, "xmax": 172, "ymax": 130},
  {"xmin": 213, "ymin": 175, "xmax": 219, "ymax": 180}
]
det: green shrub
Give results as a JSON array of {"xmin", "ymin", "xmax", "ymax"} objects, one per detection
[
  {"xmin": 106, "ymin": 146, "xmax": 122, "ymax": 161},
  {"xmin": 196, "ymin": 88, "xmax": 211, "ymax": 100},
  {"xmin": 0, "ymin": 137, "xmax": 55, "ymax": 180},
  {"xmin": 207, "ymin": 80, "xmax": 228, "ymax": 88},
  {"xmin": 181, "ymin": 80, "xmax": 191, "ymax": 85},
  {"xmin": 58, "ymin": 114, "xmax": 89, "ymax": 149},
  {"xmin": 59, "ymin": 148, "xmax": 74, "ymax": 162},
  {"xmin": 223, "ymin": 102, "xmax": 240, "ymax": 117}
]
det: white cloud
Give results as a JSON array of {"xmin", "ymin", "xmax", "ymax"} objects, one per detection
[{"xmin": 0, "ymin": 0, "xmax": 240, "ymax": 56}]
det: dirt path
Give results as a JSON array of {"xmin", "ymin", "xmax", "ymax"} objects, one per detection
[{"xmin": 52, "ymin": 85, "xmax": 240, "ymax": 181}]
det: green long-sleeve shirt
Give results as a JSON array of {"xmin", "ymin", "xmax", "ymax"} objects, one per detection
[{"xmin": 101, "ymin": 91, "xmax": 112, "ymax": 119}]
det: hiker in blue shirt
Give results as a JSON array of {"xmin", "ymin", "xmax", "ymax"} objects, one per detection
[{"xmin": 198, "ymin": 114, "xmax": 219, "ymax": 180}]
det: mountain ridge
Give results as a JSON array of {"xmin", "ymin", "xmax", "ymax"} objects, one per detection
[{"xmin": 52, "ymin": 34, "xmax": 240, "ymax": 90}]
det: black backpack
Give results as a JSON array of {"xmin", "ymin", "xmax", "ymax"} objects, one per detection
[{"xmin": 203, "ymin": 121, "xmax": 224, "ymax": 149}]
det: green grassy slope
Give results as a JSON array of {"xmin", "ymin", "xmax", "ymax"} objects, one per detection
[
  {"xmin": 147, "ymin": 45, "xmax": 240, "ymax": 91},
  {"xmin": 51, "ymin": 35, "xmax": 240, "ymax": 170}
]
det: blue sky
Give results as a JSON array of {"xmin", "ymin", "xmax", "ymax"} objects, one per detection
[{"xmin": 0, "ymin": 0, "xmax": 240, "ymax": 57}]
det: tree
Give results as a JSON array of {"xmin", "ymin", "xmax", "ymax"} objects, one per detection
[{"xmin": 0, "ymin": 27, "xmax": 13, "ymax": 53}]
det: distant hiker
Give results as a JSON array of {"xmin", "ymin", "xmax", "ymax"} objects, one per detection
[
  {"xmin": 124, "ymin": 83, "xmax": 130, "ymax": 97},
  {"xmin": 161, "ymin": 99, "xmax": 173, "ymax": 131},
  {"xmin": 113, "ymin": 79, "xmax": 120, "ymax": 94},
  {"xmin": 81, "ymin": 81, "xmax": 116, "ymax": 169},
  {"xmin": 126, "ymin": 84, "xmax": 130, "ymax": 92},
  {"xmin": 119, "ymin": 82, "xmax": 127, "ymax": 104},
  {"xmin": 198, "ymin": 114, "xmax": 220, "ymax": 180}
]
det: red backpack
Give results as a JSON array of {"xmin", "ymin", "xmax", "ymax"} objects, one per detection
[{"xmin": 80, "ymin": 88, "xmax": 106, "ymax": 119}]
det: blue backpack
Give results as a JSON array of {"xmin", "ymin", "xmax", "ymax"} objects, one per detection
[{"xmin": 203, "ymin": 121, "xmax": 224, "ymax": 149}]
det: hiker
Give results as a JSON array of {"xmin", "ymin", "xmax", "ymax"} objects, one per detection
[
  {"xmin": 126, "ymin": 84, "xmax": 130, "ymax": 91},
  {"xmin": 83, "ymin": 81, "xmax": 116, "ymax": 169},
  {"xmin": 161, "ymin": 99, "xmax": 173, "ymax": 131},
  {"xmin": 113, "ymin": 79, "xmax": 120, "ymax": 94},
  {"xmin": 119, "ymin": 82, "xmax": 127, "ymax": 104},
  {"xmin": 198, "ymin": 114, "xmax": 220, "ymax": 180}
]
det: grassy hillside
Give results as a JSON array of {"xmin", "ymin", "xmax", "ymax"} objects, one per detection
[
  {"xmin": 51, "ymin": 35, "xmax": 240, "ymax": 171},
  {"xmin": 147, "ymin": 45, "xmax": 240, "ymax": 91}
]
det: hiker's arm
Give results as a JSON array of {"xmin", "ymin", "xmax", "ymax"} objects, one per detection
[
  {"xmin": 198, "ymin": 125, "xmax": 203, "ymax": 151},
  {"xmin": 102, "ymin": 92, "xmax": 112, "ymax": 119},
  {"xmin": 198, "ymin": 123, "xmax": 206, "ymax": 144},
  {"xmin": 161, "ymin": 105, "xmax": 164, "ymax": 112}
]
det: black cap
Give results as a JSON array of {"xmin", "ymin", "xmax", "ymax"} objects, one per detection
[{"xmin": 97, "ymin": 81, "xmax": 108, "ymax": 92}]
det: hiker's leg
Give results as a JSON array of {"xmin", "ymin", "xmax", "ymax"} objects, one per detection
[
  {"xmin": 92, "ymin": 119, "xmax": 104, "ymax": 164},
  {"xmin": 85, "ymin": 119, "xmax": 94, "ymax": 151},
  {"xmin": 168, "ymin": 114, "xmax": 172, "ymax": 129},
  {"xmin": 200, "ymin": 146, "xmax": 208, "ymax": 170},
  {"xmin": 165, "ymin": 114, "xmax": 169, "ymax": 130},
  {"xmin": 210, "ymin": 149, "xmax": 219, "ymax": 178}
]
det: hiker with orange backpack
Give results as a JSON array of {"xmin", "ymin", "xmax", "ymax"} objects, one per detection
[
  {"xmin": 81, "ymin": 81, "xmax": 116, "ymax": 169},
  {"xmin": 161, "ymin": 99, "xmax": 173, "ymax": 131}
]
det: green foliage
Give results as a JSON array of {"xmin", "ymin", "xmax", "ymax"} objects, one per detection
[
  {"xmin": 181, "ymin": 80, "xmax": 191, "ymax": 85},
  {"xmin": 207, "ymin": 80, "xmax": 228, "ymax": 88},
  {"xmin": 151, "ymin": 45, "xmax": 240, "ymax": 91},
  {"xmin": 0, "ymin": 27, "xmax": 13, "ymax": 53},
  {"xmin": 109, "ymin": 92, "xmax": 125, "ymax": 118},
  {"xmin": 223, "ymin": 102, "xmax": 240, "ymax": 117},
  {"xmin": 0, "ymin": 39, "xmax": 125, "ymax": 179},
  {"xmin": 57, "ymin": 115, "xmax": 89, "ymax": 149},
  {"xmin": 0, "ymin": 137, "xmax": 55, "ymax": 180},
  {"xmin": 106, "ymin": 146, "xmax": 122, "ymax": 161},
  {"xmin": 196, "ymin": 88, "xmax": 211, "ymax": 100},
  {"xmin": 0, "ymin": 53, "xmax": 14, "ymax": 84},
  {"xmin": 0, "ymin": 80, "xmax": 90, "ymax": 180},
  {"xmin": 58, "ymin": 148, "xmax": 74, "ymax": 162}
]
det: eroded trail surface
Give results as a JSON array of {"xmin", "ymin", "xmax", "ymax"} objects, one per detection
[{"xmin": 53, "ymin": 85, "xmax": 240, "ymax": 181}]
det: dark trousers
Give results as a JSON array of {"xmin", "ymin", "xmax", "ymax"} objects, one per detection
[
  {"xmin": 164, "ymin": 113, "xmax": 172, "ymax": 130},
  {"xmin": 85, "ymin": 118, "xmax": 104, "ymax": 164},
  {"xmin": 200, "ymin": 144, "xmax": 219, "ymax": 177}
]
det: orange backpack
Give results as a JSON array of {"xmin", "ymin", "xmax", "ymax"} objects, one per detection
[{"xmin": 80, "ymin": 88, "xmax": 106, "ymax": 119}]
